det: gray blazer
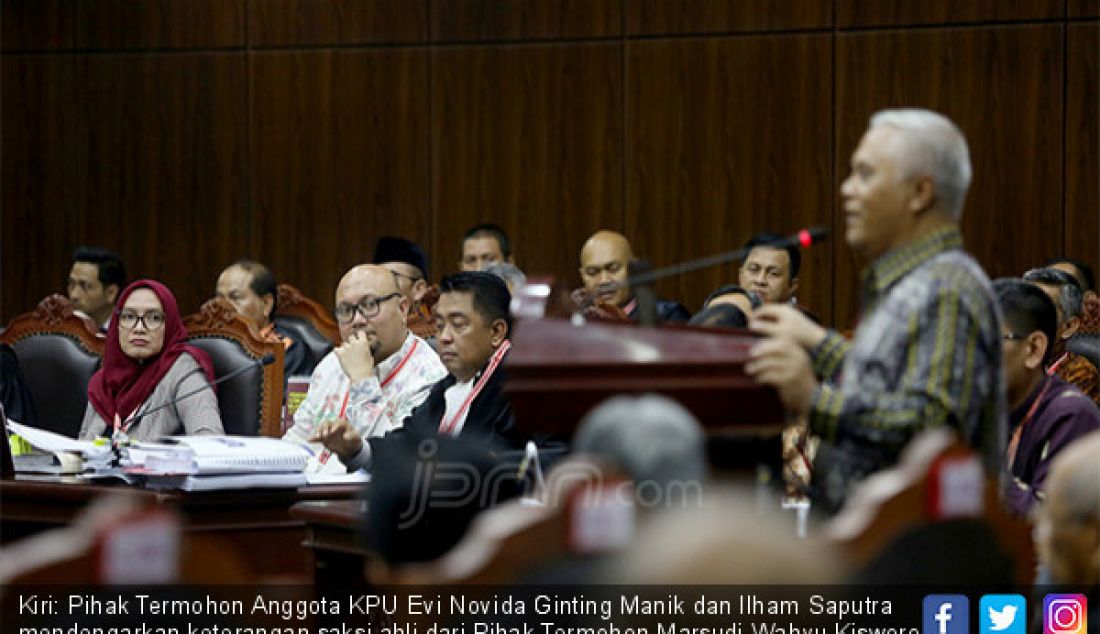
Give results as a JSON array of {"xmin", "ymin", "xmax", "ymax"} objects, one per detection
[{"xmin": 79, "ymin": 353, "xmax": 224, "ymax": 442}]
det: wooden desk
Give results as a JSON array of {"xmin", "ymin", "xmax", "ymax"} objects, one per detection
[
  {"xmin": 0, "ymin": 478, "xmax": 361, "ymax": 579},
  {"xmin": 289, "ymin": 499, "xmax": 369, "ymax": 585}
]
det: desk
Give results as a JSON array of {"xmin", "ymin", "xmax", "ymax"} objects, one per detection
[
  {"xmin": 0, "ymin": 478, "xmax": 361, "ymax": 579},
  {"xmin": 289, "ymin": 499, "xmax": 368, "ymax": 585}
]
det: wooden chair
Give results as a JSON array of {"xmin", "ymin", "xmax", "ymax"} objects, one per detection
[
  {"xmin": 826, "ymin": 428, "xmax": 1036, "ymax": 585},
  {"xmin": 183, "ymin": 298, "xmax": 285, "ymax": 437},
  {"xmin": 0, "ymin": 295, "xmax": 104, "ymax": 437},
  {"xmin": 0, "ymin": 494, "xmax": 255, "ymax": 585},
  {"xmin": 274, "ymin": 283, "xmax": 337, "ymax": 373}
]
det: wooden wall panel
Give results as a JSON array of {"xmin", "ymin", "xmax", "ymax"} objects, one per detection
[
  {"xmin": 1069, "ymin": 1, "xmax": 1100, "ymax": 18},
  {"xmin": 1, "ymin": 1, "xmax": 76, "ymax": 51},
  {"xmin": 431, "ymin": 43, "xmax": 622, "ymax": 287},
  {"xmin": 1065, "ymin": 22, "xmax": 1100, "ymax": 274},
  {"xmin": 627, "ymin": 0, "xmax": 832, "ymax": 35},
  {"xmin": 2, "ymin": 4, "xmax": 1095, "ymax": 328},
  {"xmin": 1, "ymin": 54, "xmax": 248, "ymax": 318},
  {"xmin": 834, "ymin": 25, "xmax": 1064, "ymax": 326},
  {"xmin": 1, "ymin": 56, "xmax": 83, "ymax": 319},
  {"xmin": 430, "ymin": 0, "xmax": 622, "ymax": 42},
  {"xmin": 626, "ymin": 35, "xmax": 833, "ymax": 318},
  {"xmin": 73, "ymin": 0, "xmax": 246, "ymax": 49},
  {"xmin": 249, "ymin": 0, "xmax": 427, "ymax": 47},
  {"xmin": 250, "ymin": 50, "xmax": 430, "ymax": 310},
  {"xmin": 837, "ymin": 0, "xmax": 1063, "ymax": 28}
]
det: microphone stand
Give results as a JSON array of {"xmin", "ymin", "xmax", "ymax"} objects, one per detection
[{"xmin": 111, "ymin": 353, "xmax": 276, "ymax": 460}]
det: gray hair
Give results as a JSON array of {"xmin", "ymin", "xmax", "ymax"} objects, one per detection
[
  {"xmin": 574, "ymin": 393, "xmax": 707, "ymax": 488},
  {"xmin": 483, "ymin": 262, "xmax": 526, "ymax": 292},
  {"xmin": 1023, "ymin": 267, "xmax": 1083, "ymax": 319},
  {"xmin": 1039, "ymin": 430, "xmax": 1100, "ymax": 584},
  {"xmin": 869, "ymin": 109, "xmax": 972, "ymax": 221}
]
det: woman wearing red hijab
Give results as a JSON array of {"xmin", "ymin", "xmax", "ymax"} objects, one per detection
[{"xmin": 79, "ymin": 280, "xmax": 224, "ymax": 441}]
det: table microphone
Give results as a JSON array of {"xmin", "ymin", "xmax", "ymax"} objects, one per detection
[
  {"xmin": 118, "ymin": 352, "xmax": 277, "ymax": 436},
  {"xmin": 627, "ymin": 225, "xmax": 828, "ymax": 287}
]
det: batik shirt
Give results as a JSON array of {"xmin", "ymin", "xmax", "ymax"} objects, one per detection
[
  {"xmin": 282, "ymin": 331, "xmax": 446, "ymax": 468},
  {"xmin": 807, "ymin": 227, "xmax": 1006, "ymax": 512}
]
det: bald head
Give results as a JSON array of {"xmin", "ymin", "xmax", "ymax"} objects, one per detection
[
  {"xmin": 334, "ymin": 264, "xmax": 410, "ymax": 361},
  {"xmin": 337, "ymin": 264, "xmax": 400, "ymax": 299},
  {"xmin": 579, "ymin": 230, "xmax": 635, "ymax": 308}
]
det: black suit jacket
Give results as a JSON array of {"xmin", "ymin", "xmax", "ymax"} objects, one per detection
[
  {"xmin": 368, "ymin": 354, "xmax": 527, "ymax": 457},
  {"xmin": 625, "ymin": 298, "xmax": 692, "ymax": 323},
  {"xmin": 0, "ymin": 344, "xmax": 37, "ymax": 428}
]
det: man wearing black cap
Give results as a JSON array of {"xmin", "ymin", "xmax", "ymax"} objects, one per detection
[{"xmin": 372, "ymin": 236, "xmax": 437, "ymax": 341}]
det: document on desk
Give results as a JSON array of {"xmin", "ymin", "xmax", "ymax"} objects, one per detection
[
  {"xmin": 305, "ymin": 472, "xmax": 370, "ymax": 485},
  {"xmin": 7, "ymin": 420, "xmax": 113, "ymax": 473},
  {"xmin": 122, "ymin": 435, "xmax": 314, "ymax": 490},
  {"xmin": 124, "ymin": 435, "xmax": 310, "ymax": 475},
  {"xmin": 144, "ymin": 471, "xmax": 308, "ymax": 491},
  {"xmin": 6, "ymin": 420, "xmax": 110, "ymax": 458}
]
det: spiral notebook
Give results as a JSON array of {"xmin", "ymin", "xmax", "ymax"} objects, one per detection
[{"xmin": 127, "ymin": 435, "xmax": 310, "ymax": 475}]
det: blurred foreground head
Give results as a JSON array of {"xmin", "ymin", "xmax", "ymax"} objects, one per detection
[
  {"xmin": 363, "ymin": 435, "xmax": 522, "ymax": 566},
  {"xmin": 574, "ymin": 393, "xmax": 707, "ymax": 489},
  {"xmin": 607, "ymin": 487, "xmax": 843, "ymax": 584},
  {"xmin": 1036, "ymin": 429, "xmax": 1100, "ymax": 585}
]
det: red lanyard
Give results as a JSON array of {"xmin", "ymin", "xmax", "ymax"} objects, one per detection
[
  {"xmin": 1006, "ymin": 374, "xmax": 1056, "ymax": 469},
  {"xmin": 113, "ymin": 413, "xmax": 129, "ymax": 437},
  {"xmin": 1006, "ymin": 355, "xmax": 1070, "ymax": 468},
  {"xmin": 318, "ymin": 338, "xmax": 420, "ymax": 465},
  {"xmin": 438, "ymin": 341, "xmax": 511, "ymax": 436},
  {"xmin": 334, "ymin": 339, "xmax": 418, "ymax": 420}
]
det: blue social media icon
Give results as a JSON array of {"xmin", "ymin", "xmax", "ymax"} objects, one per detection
[
  {"xmin": 980, "ymin": 595, "xmax": 1027, "ymax": 634},
  {"xmin": 924, "ymin": 595, "xmax": 970, "ymax": 634}
]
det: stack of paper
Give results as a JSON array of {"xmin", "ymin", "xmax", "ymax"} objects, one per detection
[
  {"xmin": 125, "ymin": 436, "xmax": 311, "ymax": 491},
  {"xmin": 6, "ymin": 421, "xmax": 113, "ymax": 474}
]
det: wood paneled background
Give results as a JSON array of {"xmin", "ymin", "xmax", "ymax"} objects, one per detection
[{"xmin": 3, "ymin": 1, "xmax": 1097, "ymax": 328}]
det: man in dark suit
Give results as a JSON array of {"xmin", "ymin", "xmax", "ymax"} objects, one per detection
[
  {"xmin": 576, "ymin": 230, "xmax": 690, "ymax": 323},
  {"xmin": 67, "ymin": 246, "xmax": 126, "ymax": 331},
  {"xmin": 312, "ymin": 271, "xmax": 525, "ymax": 470}
]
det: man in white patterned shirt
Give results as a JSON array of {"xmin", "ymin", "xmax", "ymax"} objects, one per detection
[
  {"xmin": 313, "ymin": 272, "xmax": 527, "ymax": 472},
  {"xmin": 282, "ymin": 264, "xmax": 446, "ymax": 471}
]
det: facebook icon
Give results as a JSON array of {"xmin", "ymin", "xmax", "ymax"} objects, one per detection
[{"xmin": 924, "ymin": 595, "xmax": 970, "ymax": 634}]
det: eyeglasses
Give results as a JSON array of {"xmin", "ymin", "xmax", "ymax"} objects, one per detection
[
  {"xmin": 118, "ymin": 311, "xmax": 166, "ymax": 331},
  {"xmin": 334, "ymin": 293, "xmax": 401, "ymax": 324},
  {"xmin": 1002, "ymin": 333, "xmax": 1028, "ymax": 342}
]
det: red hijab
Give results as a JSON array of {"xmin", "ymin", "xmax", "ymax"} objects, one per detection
[{"xmin": 87, "ymin": 280, "xmax": 216, "ymax": 422}]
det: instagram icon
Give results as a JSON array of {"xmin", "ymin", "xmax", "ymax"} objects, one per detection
[{"xmin": 1044, "ymin": 595, "xmax": 1087, "ymax": 634}]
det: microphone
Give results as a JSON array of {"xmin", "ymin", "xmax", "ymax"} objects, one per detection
[
  {"xmin": 627, "ymin": 226, "xmax": 828, "ymax": 287},
  {"xmin": 119, "ymin": 352, "xmax": 277, "ymax": 437}
]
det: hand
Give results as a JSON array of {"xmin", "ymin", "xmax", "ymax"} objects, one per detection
[
  {"xmin": 310, "ymin": 418, "xmax": 363, "ymax": 463},
  {"xmin": 745, "ymin": 336, "xmax": 818, "ymax": 417},
  {"xmin": 750, "ymin": 304, "xmax": 827, "ymax": 351},
  {"xmin": 335, "ymin": 330, "xmax": 375, "ymax": 383}
]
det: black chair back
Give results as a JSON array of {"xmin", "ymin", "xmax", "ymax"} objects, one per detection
[
  {"xmin": 11, "ymin": 336, "xmax": 100, "ymax": 437},
  {"xmin": 186, "ymin": 336, "xmax": 270, "ymax": 436},
  {"xmin": 273, "ymin": 315, "xmax": 333, "ymax": 375},
  {"xmin": 184, "ymin": 299, "xmax": 285, "ymax": 437},
  {"xmin": 0, "ymin": 295, "xmax": 104, "ymax": 438}
]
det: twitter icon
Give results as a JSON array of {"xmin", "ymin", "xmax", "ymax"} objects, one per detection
[{"xmin": 980, "ymin": 595, "xmax": 1027, "ymax": 634}]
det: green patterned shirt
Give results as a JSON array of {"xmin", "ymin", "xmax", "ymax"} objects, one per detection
[{"xmin": 808, "ymin": 226, "xmax": 1006, "ymax": 512}]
